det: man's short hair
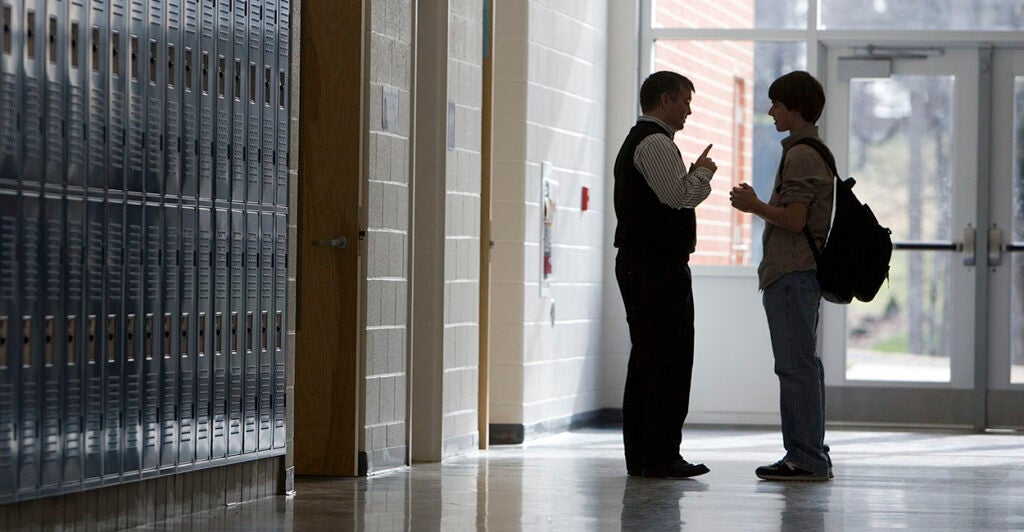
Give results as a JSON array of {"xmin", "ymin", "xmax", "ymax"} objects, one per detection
[
  {"xmin": 639, "ymin": 71, "xmax": 695, "ymax": 113},
  {"xmin": 768, "ymin": 71, "xmax": 826, "ymax": 123}
]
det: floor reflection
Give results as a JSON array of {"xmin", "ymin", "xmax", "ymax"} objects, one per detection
[{"xmin": 140, "ymin": 427, "xmax": 1024, "ymax": 531}]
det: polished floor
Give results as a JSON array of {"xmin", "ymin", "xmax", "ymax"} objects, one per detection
[{"xmin": 140, "ymin": 426, "xmax": 1024, "ymax": 531}]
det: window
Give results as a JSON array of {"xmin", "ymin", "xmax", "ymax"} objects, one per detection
[
  {"xmin": 820, "ymin": 0, "xmax": 1024, "ymax": 31},
  {"xmin": 651, "ymin": 39, "xmax": 805, "ymax": 265},
  {"xmin": 652, "ymin": 0, "xmax": 808, "ymax": 30}
]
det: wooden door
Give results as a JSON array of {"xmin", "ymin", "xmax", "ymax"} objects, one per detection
[{"xmin": 294, "ymin": 0, "xmax": 365, "ymax": 476}]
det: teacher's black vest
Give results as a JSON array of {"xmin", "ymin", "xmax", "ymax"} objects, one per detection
[{"xmin": 613, "ymin": 120, "xmax": 696, "ymax": 260}]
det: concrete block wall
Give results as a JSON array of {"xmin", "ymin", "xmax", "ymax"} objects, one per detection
[
  {"xmin": 361, "ymin": 0, "xmax": 488, "ymax": 471},
  {"xmin": 491, "ymin": 0, "xmax": 609, "ymax": 439},
  {"xmin": 442, "ymin": 0, "xmax": 484, "ymax": 457},
  {"xmin": 365, "ymin": 0, "xmax": 413, "ymax": 470}
]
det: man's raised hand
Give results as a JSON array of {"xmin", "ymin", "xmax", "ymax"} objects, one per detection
[{"xmin": 694, "ymin": 143, "xmax": 717, "ymax": 174}]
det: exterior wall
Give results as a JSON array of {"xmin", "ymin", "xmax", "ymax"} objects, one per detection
[
  {"xmin": 651, "ymin": 0, "xmax": 756, "ymax": 266},
  {"xmin": 365, "ymin": 0, "xmax": 413, "ymax": 470},
  {"xmin": 491, "ymin": 0, "xmax": 609, "ymax": 438},
  {"xmin": 442, "ymin": 0, "xmax": 484, "ymax": 457}
]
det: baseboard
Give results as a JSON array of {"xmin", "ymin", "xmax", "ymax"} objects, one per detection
[
  {"xmin": 489, "ymin": 408, "xmax": 622, "ymax": 444},
  {"xmin": 361, "ymin": 445, "xmax": 407, "ymax": 476}
]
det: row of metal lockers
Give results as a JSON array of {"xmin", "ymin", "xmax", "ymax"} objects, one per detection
[{"xmin": 0, "ymin": 0, "xmax": 292, "ymax": 503}]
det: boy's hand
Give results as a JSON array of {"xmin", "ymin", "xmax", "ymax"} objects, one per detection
[
  {"xmin": 730, "ymin": 183, "xmax": 760, "ymax": 213},
  {"xmin": 693, "ymin": 144, "xmax": 717, "ymax": 175}
]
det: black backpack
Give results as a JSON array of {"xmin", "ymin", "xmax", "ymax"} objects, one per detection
[{"xmin": 782, "ymin": 137, "xmax": 893, "ymax": 304}]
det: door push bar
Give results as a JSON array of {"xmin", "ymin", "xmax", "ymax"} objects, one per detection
[{"xmin": 892, "ymin": 226, "xmax": 976, "ymax": 266}]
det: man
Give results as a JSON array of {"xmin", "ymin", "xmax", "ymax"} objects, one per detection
[
  {"xmin": 614, "ymin": 71, "xmax": 717, "ymax": 479},
  {"xmin": 729, "ymin": 70, "xmax": 833, "ymax": 481}
]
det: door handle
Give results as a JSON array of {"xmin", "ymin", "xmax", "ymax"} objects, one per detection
[
  {"xmin": 988, "ymin": 225, "xmax": 1004, "ymax": 267},
  {"xmin": 962, "ymin": 225, "xmax": 976, "ymax": 266},
  {"xmin": 312, "ymin": 237, "xmax": 348, "ymax": 250}
]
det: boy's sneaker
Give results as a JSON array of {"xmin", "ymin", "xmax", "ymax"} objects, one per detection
[{"xmin": 755, "ymin": 460, "xmax": 830, "ymax": 481}]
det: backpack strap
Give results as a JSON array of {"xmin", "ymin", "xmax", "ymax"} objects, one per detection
[{"xmin": 776, "ymin": 137, "xmax": 838, "ymax": 263}]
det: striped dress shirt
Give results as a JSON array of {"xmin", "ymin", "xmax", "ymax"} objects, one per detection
[{"xmin": 633, "ymin": 116, "xmax": 713, "ymax": 209}]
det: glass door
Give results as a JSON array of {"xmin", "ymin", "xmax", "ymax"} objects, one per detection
[
  {"xmin": 820, "ymin": 46, "xmax": 983, "ymax": 426},
  {"xmin": 986, "ymin": 49, "xmax": 1024, "ymax": 429}
]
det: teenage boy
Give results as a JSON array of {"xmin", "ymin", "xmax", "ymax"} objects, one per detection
[{"xmin": 729, "ymin": 70, "xmax": 834, "ymax": 481}]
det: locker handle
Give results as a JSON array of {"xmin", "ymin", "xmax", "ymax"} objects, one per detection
[
  {"xmin": 112, "ymin": 31, "xmax": 120, "ymax": 77},
  {"xmin": 26, "ymin": 10, "xmax": 33, "ymax": 60},
  {"xmin": 71, "ymin": 22, "xmax": 80, "ymax": 69},
  {"xmin": 107, "ymin": 315, "xmax": 116, "ymax": 363},
  {"xmin": 47, "ymin": 15, "xmax": 55, "ymax": 64},
  {"xmin": 91, "ymin": 27, "xmax": 99, "ymax": 72},
  {"xmin": 2, "ymin": 5, "xmax": 10, "ymax": 55},
  {"xmin": 67, "ymin": 316, "xmax": 76, "ymax": 365},
  {"xmin": 0, "ymin": 317, "xmax": 7, "ymax": 366},
  {"xmin": 44, "ymin": 317, "xmax": 53, "ymax": 366},
  {"xmin": 312, "ymin": 237, "xmax": 347, "ymax": 250}
]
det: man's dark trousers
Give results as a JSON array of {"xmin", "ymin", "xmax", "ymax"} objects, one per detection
[{"xmin": 616, "ymin": 250, "xmax": 695, "ymax": 473}]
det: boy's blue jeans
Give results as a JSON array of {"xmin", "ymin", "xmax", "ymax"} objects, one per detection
[{"xmin": 763, "ymin": 270, "xmax": 832, "ymax": 475}]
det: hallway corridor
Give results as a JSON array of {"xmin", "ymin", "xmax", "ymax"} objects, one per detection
[{"xmin": 139, "ymin": 427, "xmax": 1024, "ymax": 530}]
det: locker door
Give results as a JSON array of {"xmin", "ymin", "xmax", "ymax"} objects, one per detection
[
  {"xmin": 144, "ymin": 0, "xmax": 166, "ymax": 197},
  {"xmin": 103, "ymin": 199, "xmax": 125, "ymax": 482},
  {"xmin": 0, "ymin": 0, "xmax": 23, "ymax": 189},
  {"xmin": 82, "ymin": 197, "xmax": 105, "ymax": 486},
  {"xmin": 0, "ymin": 193, "xmax": 20, "ymax": 501},
  {"xmin": 213, "ymin": 0, "xmax": 230, "ymax": 202},
  {"xmin": 18, "ymin": 195, "xmax": 42, "ymax": 498},
  {"xmin": 229, "ymin": 0, "xmax": 245, "ymax": 204},
  {"xmin": 177, "ymin": 205, "xmax": 197, "ymax": 467},
  {"xmin": 140, "ymin": 203, "xmax": 161, "ymax": 474},
  {"xmin": 275, "ymin": 0, "xmax": 289, "ymax": 209},
  {"xmin": 126, "ymin": 0, "xmax": 147, "ymax": 195},
  {"xmin": 23, "ymin": 2, "xmax": 45, "ymax": 186},
  {"xmin": 272, "ymin": 213, "xmax": 285, "ymax": 448},
  {"xmin": 85, "ymin": 0, "xmax": 108, "ymax": 191},
  {"xmin": 42, "ymin": 0, "xmax": 66, "ymax": 190},
  {"xmin": 227, "ymin": 208, "xmax": 243, "ymax": 455},
  {"xmin": 181, "ymin": 0, "xmax": 199, "ymax": 199},
  {"xmin": 68, "ymin": 0, "xmax": 88, "ymax": 191},
  {"xmin": 160, "ymin": 203, "xmax": 180, "ymax": 469},
  {"xmin": 211, "ymin": 207, "xmax": 229, "ymax": 458},
  {"xmin": 62, "ymin": 197, "xmax": 85, "ymax": 487},
  {"xmin": 260, "ymin": 0, "xmax": 275, "ymax": 207},
  {"xmin": 197, "ymin": 0, "xmax": 215, "ymax": 201},
  {"xmin": 39, "ymin": 195, "xmax": 64, "ymax": 492},
  {"xmin": 108, "ymin": 0, "xmax": 128, "ymax": 193},
  {"xmin": 242, "ymin": 209, "xmax": 258, "ymax": 453},
  {"xmin": 122, "ymin": 200, "xmax": 145, "ymax": 476},
  {"xmin": 194, "ymin": 206, "xmax": 212, "ymax": 462},
  {"xmin": 244, "ymin": 0, "xmax": 261, "ymax": 206},
  {"xmin": 164, "ymin": 0, "xmax": 182, "ymax": 198},
  {"xmin": 258, "ymin": 212, "xmax": 273, "ymax": 450}
]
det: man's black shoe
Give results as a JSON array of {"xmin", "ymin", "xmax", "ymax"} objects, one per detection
[
  {"xmin": 755, "ymin": 460, "xmax": 829, "ymax": 481},
  {"xmin": 642, "ymin": 459, "xmax": 710, "ymax": 479}
]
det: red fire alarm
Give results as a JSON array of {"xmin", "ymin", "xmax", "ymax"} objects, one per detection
[{"xmin": 581, "ymin": 186, "xmax": 590, "ymax": 212}]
